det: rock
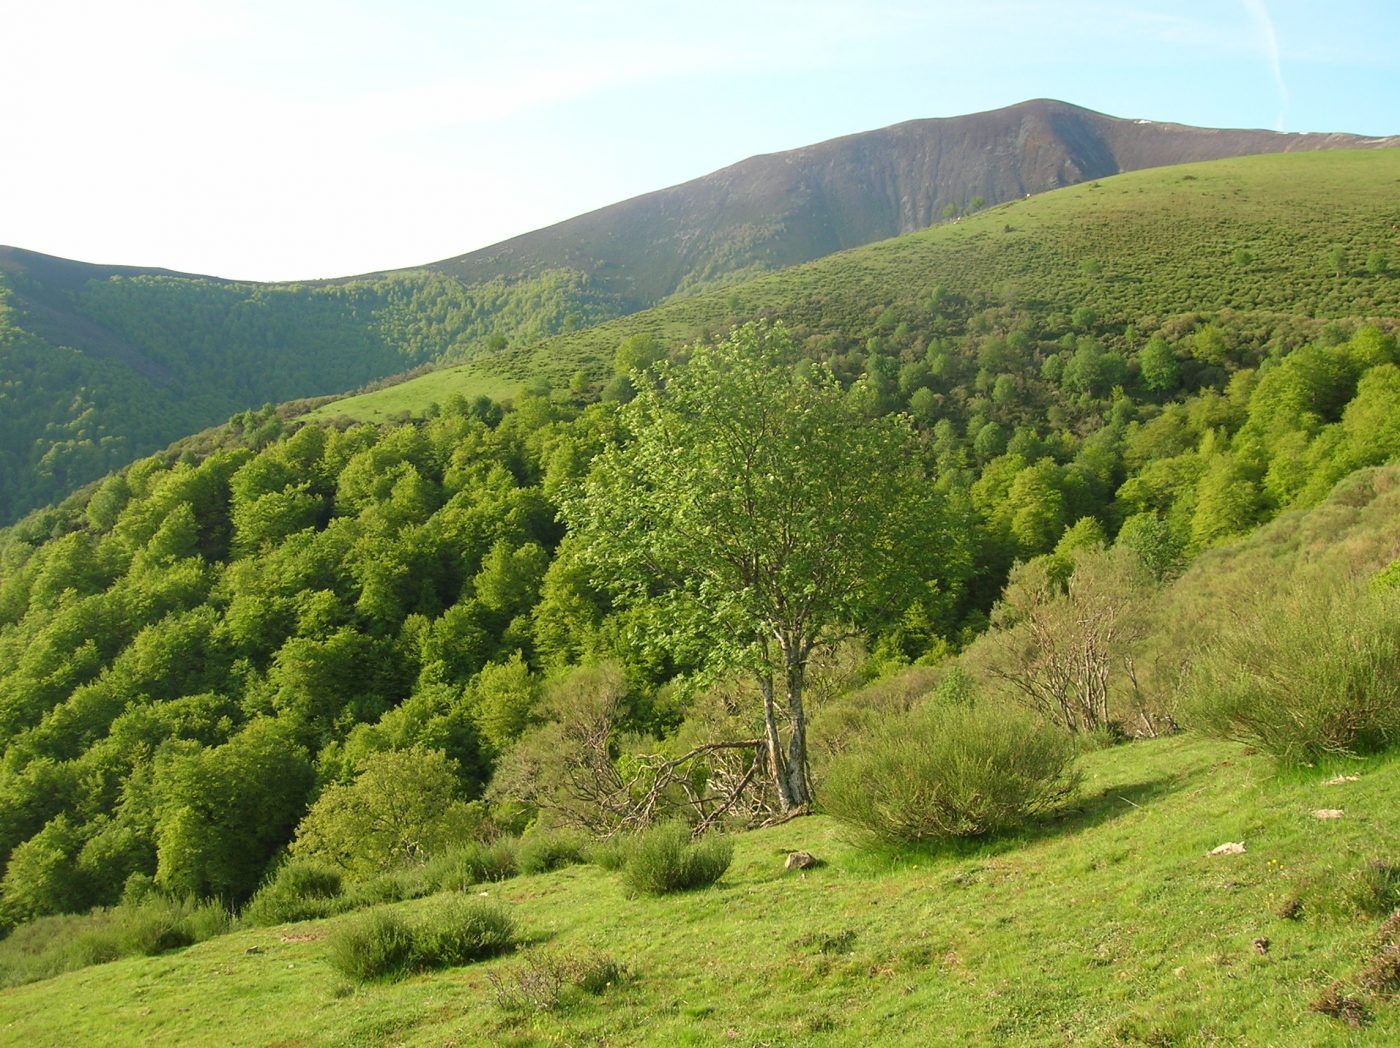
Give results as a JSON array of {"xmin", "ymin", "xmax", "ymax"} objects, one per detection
[
  {"xmin": 785, "ymin": 850, "xmax": 821, "ymax": 871},
  {"xmin": 1253, "ymin": 937, "xmax": 1271, "ymax": 955},
  {"xmin": 1324, "ymin": 774, "xmax": 1361, "ymax": 785},
  {"xmin": 1210, "ymin": 841, "xmax": 1246, "ymax": 856},
  {"xmin": 1311, "ymin": 809, "xmax": 1345, "ymax": 820}
]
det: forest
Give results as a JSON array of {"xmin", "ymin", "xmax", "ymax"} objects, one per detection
[{"xmin": 1, "ymin": 304, "xmax": 1396, "ymax": 926}]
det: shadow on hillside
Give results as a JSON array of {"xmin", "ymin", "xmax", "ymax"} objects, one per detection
[{"xmin": 1036, "ymin": 772, "xmax": 1183, "ymax": 842}]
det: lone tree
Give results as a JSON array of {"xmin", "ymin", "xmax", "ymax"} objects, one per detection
[{"xmin": 567, "ymin": 322, "xmax": 941, "ymax": 813}]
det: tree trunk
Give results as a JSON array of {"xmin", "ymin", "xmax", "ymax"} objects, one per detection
[
  {"xmin": 780, "ymin": 645, "xmax": 812, "ymax": 810},
  {"xmin": 758, "ymin": 672, "xmax": 795, "ymax": 810}
]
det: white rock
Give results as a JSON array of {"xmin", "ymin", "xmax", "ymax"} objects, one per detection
[{"xmin": 1210, "ymin": 841, "xmax": 1246, "ymax": 856}]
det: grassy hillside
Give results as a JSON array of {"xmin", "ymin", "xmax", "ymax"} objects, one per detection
[
  {"xmin": 311, "ymin": 148, "xmax": 1400, "ymax": 423},
  {"xmin": 417, "ymin": 99, "xmax": 1398, "ymax": 305},
  {"xmin": 1, "ymin": 735, "xmax": 1396, "ymax": 1046}
]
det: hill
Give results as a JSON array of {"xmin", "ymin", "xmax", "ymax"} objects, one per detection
[
  {"xmin": 3, "ymin": 102, "xmax": 1395, "ymax": 523},
  {"xmin": 415, "ymin": 98, "xmax": 1400, "ymax": 305},
  {"xmin": 312, "ymin": 148, "xmax": 1400, "ymax": 422},
  {"xmin": 1, "ymin": 736, "xmax": 1396, "ymax": 1045}
]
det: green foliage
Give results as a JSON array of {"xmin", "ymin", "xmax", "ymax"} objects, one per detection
[
  {"xmin": 0, "ymin": 893, "xmax": 230, "ymax": 989},
  {"xmin": 326, "ymin": 898, "xmax": 516, "ymax": 982},
  {"xmin": 620, "ymin": 821, "xmax": 733, "ymax": 895},
  {"xmin": 240, "ymin": 860, "xmax": 343, "ymax": 927},
  {"xmin": 408, "ymin": 895, "xmax": 516, "ymax": 969},
  {"xmin": 821, "ymin": 701, "xmax": 1078, "ymax": 843},
  {"xmin": 516, "ymin": 830, "xmax": 588, "ymax": 876},
  {"xmin": 1186, "ymin": 581, "xmax": 1400, "ymax": 763},
  {"xmin": 569, "ymin": 321, "xmax": 950, "ymax": 807},
  {"xmin": 417, "ymin": 838, "xmax": 521, "ymax": 892},
  {"xmin": 325, "ymin": 907, "xmax": 415, "ymax": 981},
  {"xmin": 289, "ymin": 748, "xmax": 471, "ymax": 878},
  {"xmin": 152, "ymin": 720, "xmax": 313, "ymax": 902}
]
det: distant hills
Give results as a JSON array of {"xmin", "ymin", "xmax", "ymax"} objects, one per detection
[
  {"xmin": 413, "ymin": 98, "xmax": 1400, "ymax": 303},
  {"xmin": 1, "ymin": 99, "xmax": 1397, "ymax": 522}
]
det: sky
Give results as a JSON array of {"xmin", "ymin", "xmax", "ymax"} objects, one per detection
[{"xmin": 2, "ymin": 0, "xmax": 1397, "ymax": 282}]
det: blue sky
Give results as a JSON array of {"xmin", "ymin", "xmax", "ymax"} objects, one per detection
[{"xmin": 2, "ymin": 0, "xmax": 1397, "ymax": 281}]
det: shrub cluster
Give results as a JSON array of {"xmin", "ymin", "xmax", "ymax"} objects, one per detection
[
  {"xmin": 619, "ymin": 821, "xmax": 733, "ymax": 895},
  {"xmin": 516, "ymin": 830, "xmax": 588, "ymax": 876},
  {"xmin": 487, "ymin": 948, "xmax": 627, "ymax": 1013},
  {"xmin": 1186, "ymin": 582, "xmax": 1400, "ymax": 763},
  {"xmin": 820, "ymin": 701, "xmax": 1078, "ymax": 844},
  {"xmin": 326, "ymin": 897, "xmax": 516, "ymax": 982}
]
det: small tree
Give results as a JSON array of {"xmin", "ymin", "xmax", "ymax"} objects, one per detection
[
  {"xmin": 988, "ymin": 547, "xmax": 1151, "ymax": 734},
  {"xmin": 290, "ymin": 748, "xmax": 472, "ymax": 877},
  {"xmin": 567, "ymin": 323, "xmax": 942, "ymax": 812}
]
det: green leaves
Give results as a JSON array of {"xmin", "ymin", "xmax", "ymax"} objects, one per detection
[{"xmin": 567, "ymin": 321, "xmax": 944, "ymax": 680}]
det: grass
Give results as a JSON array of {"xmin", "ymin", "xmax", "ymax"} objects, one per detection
[
  {"xmin": 302, "ymin": 365, "xmax": 521, "ymax": 423},
  {"xmin": 311, "ymin": 149, "xmax": 1400, "ymax": 422},
  {"xmin": 3, "ymin": 735, "xmax": 1398, "ymax": 1045}
]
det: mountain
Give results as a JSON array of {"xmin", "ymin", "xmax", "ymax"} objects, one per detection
[
  {"xmin": 414, "ymin": 98, "xmax": 1400, "ymax": 303},
  {"xmin": 316, "ymin": 148, "xmax": 1400, "ymax": 423},
  {"xmin": 2, "ymin": 100, "xmax": 1396, "ymax": 524}
]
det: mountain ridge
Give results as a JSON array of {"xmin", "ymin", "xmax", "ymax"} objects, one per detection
[{"xmin": 404, "ymin": 98, "xmax": 1400, "ymax": 303}]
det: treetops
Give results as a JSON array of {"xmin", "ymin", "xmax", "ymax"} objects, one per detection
[{"xmin": 0, "ymin": 316, "xmax": 1396, "ymax": 922}]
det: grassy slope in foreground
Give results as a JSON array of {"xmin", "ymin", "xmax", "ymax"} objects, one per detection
[
  {"xmin": 2, "ymin": 736, "xmax": 1396, "ymax": 1046},
  {"xmin": 306, "ymin": 147, "xmax": 1400, "ymax": 424}
]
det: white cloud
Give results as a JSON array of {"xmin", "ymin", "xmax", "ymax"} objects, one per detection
[{"xmin": 1241, "ymin": 0, "xmax": 1290, "ymax": 130}]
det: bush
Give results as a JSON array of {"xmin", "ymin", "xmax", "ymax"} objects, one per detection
[
  {"xmin": 820, "ymin": 701, "xmax": 1078, "ymax": 844},
  {"xmin": 327, "ymin": 899, "xmax": 516, "ymax": 982},
  {"xmin": 620, "ymin": 822, "xmax": 733, "ymax": 895},
  {"xmin": 488, "ymin": 948, "xmax": 627, "ymax": 1013},
  {"xmin": 1186, "ymin": 583, "xmax": 1400, "ymax": 763},
  {"xmin": 241, "ymin": 860, "xmax": 343, "ymax": 927},
  {"xmin": 326, "ymin": 908, "xmax": 415, "ymax": 981},
  {"xmin": 410, "ymin": 896, "xmax": 516, "ymax": 968},
  {"xmin": 0, "ymin": 894, "xmax": 232, "ymax": 989},
  {"xmin": 113, "ymin": 895, "xmax": 230, "ymax": 956},
  {"xmin": 586, "ymin": 837, "xmax": 630, "ymax": 872},
  {"xmin": 419, "ymin": 838, "xmax": 520, "ymax": 894},
  {"xmin": 517, "ymin": 830, "xmax": 587, "ymax": 876}
]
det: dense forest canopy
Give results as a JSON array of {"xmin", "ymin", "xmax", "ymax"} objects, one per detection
[
  {"xmin": 0, "ymin": 265, "xmax": 621, "ymax": 523},
  {"xmin": 0, "ymin": 296, "xmax": 1396, "ymax": 921}
]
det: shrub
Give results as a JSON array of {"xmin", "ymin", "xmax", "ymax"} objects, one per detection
[
  {"xmin": 620, "ymin": 822, "xmax": 733, "ymax": 895},
  {"xmin": 1186, "ymin": 583, "xmax": 1400, "ymax": 763},
  {"xmin": 410, "ymin": 896, "xmax": 516, "ymax": 968},
  {"xmin": 488, "ymin": 948, "xmax": 627, "ymax": 1012},
  {"xmin": 0, "ymin": 895, "xmax": 231, "ymax": 989},
  {"xmin": 113, "ymin": 895, "xmax": 229, "ymax": 956},
  {"xmin": 327, "ymin": 899, "xmax": 516, "ymax": 982},
  {"xmin": 586, "ymin": 837, "xmax": 630, "ymax": 872},
  {"xmin": 420, "ymin": 838, "xmax": 521, "ymax": 894},
  {"xmin": 241, "ymin": 860, "xmax": 343, "ymax": 927},
  {"xmin": 517, "ymin": 830, "xmax": 587, "ymax": 875},
  {"xmin": 326, "ymin": 908, "xmax": 415, "ymax": 981},
  {"xmin": 820, "ymin": 701, "xmax": 1078, "ymax": 844}
]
